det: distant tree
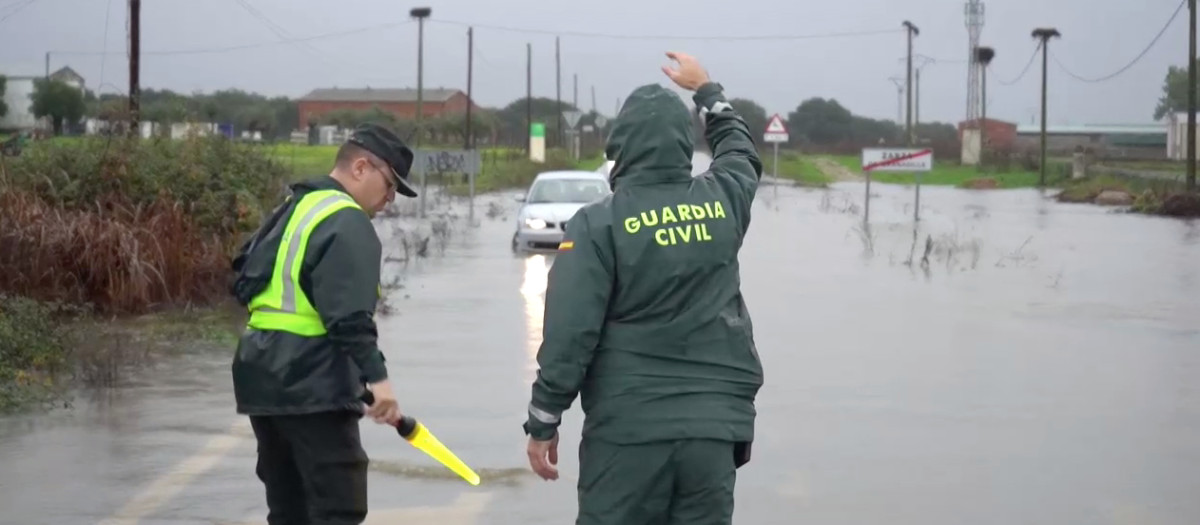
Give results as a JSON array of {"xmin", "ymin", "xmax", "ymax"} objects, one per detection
[
  {"xmin": 30, "ymin": 78, "xmax": 85, "ymax": 135},
  {"xmin": 241, "ymin": 107, "xmax": 277, "ymax": 135},
  {"xmin": 1154, "ymin": 63, "xmax": 1194, "ymax": 121},
  {"xmin": 495, "ymin": 97, "xmax": 579, "ymax": 148},
  {"xmin": 0, "ymin": 75, "xmax": 8, "ymax": 119},
  {"xmin": 787, "ymin": 98, "xmax": 854, "ymax": 146},
  {"xmin": 728, "ymin": 98, "xmax": 768, "ymax": 140},
  {"xmin": 95, "ymin": 98, "xmax": 130, "ymax": 121},
  {"xmin": 848, "ymin": 116, "xmax": 901, "ymax": 145}
]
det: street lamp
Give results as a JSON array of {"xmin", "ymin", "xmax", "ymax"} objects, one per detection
[
  {"xmin": 975, "ymin": 46, "xmax": 995, "ymax": 166},
  {"xmin": 410, "ymin": 6, "xmax": 431, "ymax": 216}
]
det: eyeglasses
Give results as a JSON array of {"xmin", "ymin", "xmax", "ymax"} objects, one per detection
[{"xmin": 366, "ymin": 160, "xmax": 397, "ymax": 193}]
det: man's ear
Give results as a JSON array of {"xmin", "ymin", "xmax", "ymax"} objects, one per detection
[{"xmin": 349, "ymin": 157, "xmax": 369, "ymax": 180}]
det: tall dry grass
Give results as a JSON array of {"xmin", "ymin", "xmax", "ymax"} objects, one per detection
[
  {"xmin": 0, "ymin": 134, "xmax": 289, "ymax": 314},
  {"xmin": 0, "ymin": 189, "xmax": 231, "ymax": 313}
]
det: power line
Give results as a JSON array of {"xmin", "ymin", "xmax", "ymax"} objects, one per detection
[
  {"xmin": 1052, "ymin": 0, "xmax": 1185, "ymax": 83},
  {"xmin": 430, "ymin": 18, "xmax": 904, "ymax": 41},
  {"xmin": 0, "ymin": 0, "xmax": 38, "ymax": 24},
  {"xmin": 996, "ymin": 42, "xmax": 1042, "ymax": 86},
  {"xmin": 232, "ymin": 0, "xmax": 323, "ymax": 57},
  {"xmin": 48, "ymin": 20, "xmax": 413, "ymax": 57}
]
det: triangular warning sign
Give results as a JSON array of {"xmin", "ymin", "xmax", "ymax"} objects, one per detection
[{"xmin": 765, "ymin": 114, "xmax": 787, "ymax": 134}]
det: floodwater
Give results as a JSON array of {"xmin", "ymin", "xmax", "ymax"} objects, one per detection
[{"xmin": 1, "ymin": 170, "xmax": 1198, "ymax": 525}]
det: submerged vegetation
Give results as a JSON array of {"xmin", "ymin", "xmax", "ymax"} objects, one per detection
[{"xmin": 0, "ymin": 134, "xmax": 289, "ymax": 409}]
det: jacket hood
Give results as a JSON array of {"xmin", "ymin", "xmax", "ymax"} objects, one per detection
[{"xmin": 604, "ymin": 84, "xmax": 694, "ymax": 187}]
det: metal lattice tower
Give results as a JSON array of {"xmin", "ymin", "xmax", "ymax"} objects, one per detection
[{"xmin": 964, "ymin": 1, "xmax": 985, "ymax": 124}]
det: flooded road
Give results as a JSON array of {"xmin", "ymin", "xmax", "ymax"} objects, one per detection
[{"xmin": 1, "ymin": 177, "xmax": 1198, "ymax": 524}]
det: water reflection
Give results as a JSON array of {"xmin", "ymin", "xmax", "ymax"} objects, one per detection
[{"xmin": 519, "ymin": 254, "xmax": 550, "ymax": 383}]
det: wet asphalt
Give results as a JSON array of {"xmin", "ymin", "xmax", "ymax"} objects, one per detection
[{"xmin": 1, "ymin": 169, "xmax": 1198, "ymax": 524}]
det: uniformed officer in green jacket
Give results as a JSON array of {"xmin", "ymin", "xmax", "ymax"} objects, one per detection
[
  {"xmin": 230, "ymin": 122, "xmax": 417, "ymax": 525},
  {"xmin": 523, "ymin": 52, "xmax": 765, "ymax": 524}
]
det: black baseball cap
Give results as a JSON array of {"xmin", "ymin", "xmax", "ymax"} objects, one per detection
[{"xmin": 346, "ymin": 123, "xmax": 418, "ymax": 198}]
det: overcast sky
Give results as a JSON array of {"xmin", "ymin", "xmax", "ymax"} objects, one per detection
[{"xmin": 0, "ymin": 0, "xmax": 1188, "ymax": 127}]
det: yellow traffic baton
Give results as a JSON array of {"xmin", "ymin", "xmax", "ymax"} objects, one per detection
[{"xmin": 360, "ymin": 390, "xmax": 481, "ymax": 486}]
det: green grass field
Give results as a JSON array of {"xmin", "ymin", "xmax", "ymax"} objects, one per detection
[
  {"xmin": 264, "ymin": 143, "xmax": 339, "ymax": 179},
  {"xmin": 762, "ymin": 150, "xmax": 831, "ymax": 187}
]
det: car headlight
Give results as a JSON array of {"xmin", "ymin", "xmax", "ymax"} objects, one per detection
[{"xmin": 524, "ymin": 218, "xmax": 548, "ymax": 230}]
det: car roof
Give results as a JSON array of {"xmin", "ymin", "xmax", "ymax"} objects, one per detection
[{"xmin": 533, "ymin": 170, "xmax": 608, "ymax": 181}]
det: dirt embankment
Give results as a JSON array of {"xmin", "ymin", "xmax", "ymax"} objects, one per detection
[{"xmin": 813, "ymin": 157, "xmax": 864, "ymax": 182}]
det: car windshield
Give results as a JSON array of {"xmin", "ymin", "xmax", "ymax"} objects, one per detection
[{"xmin": 527, "ymin": 178, "xmax": 609, "ymax": 203}]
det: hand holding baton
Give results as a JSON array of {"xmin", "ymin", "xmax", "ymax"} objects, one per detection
[{"xmin": 360, "ymin": 390, "xmax": 481, "ymax": 486}]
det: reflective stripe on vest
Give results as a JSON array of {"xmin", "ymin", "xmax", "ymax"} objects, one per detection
[{"xmin": 246, "ymin": 189, "xmax": 362, "ymax": 336}]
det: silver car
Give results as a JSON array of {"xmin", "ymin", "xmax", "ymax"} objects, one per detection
[{"xmin": 512, "ymin": 170, "xmax": 611, "ymax": 252}]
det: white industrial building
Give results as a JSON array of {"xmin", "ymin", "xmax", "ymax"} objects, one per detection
[
  {"xmin": 1165, "ymin": 111, "xmax": 1200, "ymax": 161},
  {"xmin": 0, "ymin": 66, "xmax": 86, "ymax": 131},
  {"xmin": 0, "ymin": 75, "xmax": 39, "ymax": 130}
]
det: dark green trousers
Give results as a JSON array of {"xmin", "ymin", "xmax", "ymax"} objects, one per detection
[{"xmin": 576, "ymin": 438, "xmax": 736, "ymax": 525}]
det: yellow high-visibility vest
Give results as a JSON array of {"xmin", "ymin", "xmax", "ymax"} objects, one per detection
[{"xmin": 246, "ymin": 189, "xmax": 363, "ymax": 336}]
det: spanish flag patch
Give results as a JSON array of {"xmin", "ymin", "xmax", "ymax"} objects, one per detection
[{"xmin": 558, "ymin": 240, "xmax": 574, "ymax": 251}]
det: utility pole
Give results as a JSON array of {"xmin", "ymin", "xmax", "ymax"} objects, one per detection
[
  {"xmin": 916, "ymin": 68, "xmax": 922, "ymax": 130},
  {"xmin": 555, "ymin": 37, "xmax": 561, "ymax": 150},
  {"xmin": 976, "ymin": 47, "xmax": 995, "ymax": 166},
  {"xmin": 465, "ymin": 26, "xmax": 473, "ymax": 150},
  {"xmin": 591, "ymin": 85, "xmax": 597, "ymax": 114},
  {"xmin": 1033, "ymin": 28, "xmax": 1061, "ymax": 187},
  {"xmin": 410, "ymin": 6, "xmax": 431, "ymax": 216},
  {"xmin": 128, "ymin": 0, "xmax": 141, "ymax": 136},
  {"xmin": 526, "ymin": 43, "xmax": 532, "ymax": 153},
  {"xmin": 889, "ymin": 76, "xmax": 904, "ymax": 140},
  {"xmin": 902, "ymin": 21, "xmax": 919, "ymax": 147},
  {"xmin": 572, "ymin": 73, "xmax": 579, "ymax": 160},
  {"xmin": 899, "ymin": 54, "xmax": 934, "ymax": 140},
  {"xmin": 1189, "ymin": 0, "xmax": 1197, "ymax": 192},
  {"xmin": 44, "ymin": 51, "xmax": 50, "ymax": 79}
]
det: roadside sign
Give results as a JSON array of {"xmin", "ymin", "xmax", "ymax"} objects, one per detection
[
  {"xmin": 859, "ymin": 147, "xmax": 934, "ymax": 223},
  {"xmin": 861, "ymin": 148, "xmax": 933, "ymax": 172},
  {"xmin": 563, "ymin": 110, "xmax": 583, "ymax": 129},
  {"xmin": 594, "ymin": 115, "xmax": 608, "ymax": 128},
  {"xmin": 530, "ymin": 122, "xmax": 545, "ymax": 163},
  {"xmin": 415, "ymin": 149, "xmax": 481, "ymax": 176},
  {"xmin": 763, "ymin": 114, "xmax": 789, "ymax": 143}
]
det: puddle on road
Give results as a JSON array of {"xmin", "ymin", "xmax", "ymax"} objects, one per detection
[
  {"xmin": 2, "ymin": 175, "xmax": 1199, "ymax": 525},
  {"xmin": 371, "ymin": 460, "xmax": 532, "ymax": 487}
]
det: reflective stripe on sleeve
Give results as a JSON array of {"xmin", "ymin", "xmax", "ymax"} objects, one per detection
[{"xmin": 528, "ymin": 403, "xmax": 560, "ymax": 424}]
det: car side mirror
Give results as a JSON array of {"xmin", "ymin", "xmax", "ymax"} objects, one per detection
[{"xmin": 514, "ymin": 193, "xmax": 526, "ymax": 202}]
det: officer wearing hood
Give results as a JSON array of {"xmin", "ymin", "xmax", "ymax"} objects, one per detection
[{"xmin": 523, "ymin": 52, "xmax": 765, "ymax": 524}]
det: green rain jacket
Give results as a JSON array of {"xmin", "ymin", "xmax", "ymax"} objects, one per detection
[
  {"xmin": 229, "ymin": 177, "xmax": 388, "ymax": 416},
  {"xmin": 524, "ymin": 82, "xmax": 765, "ymax": 444}
]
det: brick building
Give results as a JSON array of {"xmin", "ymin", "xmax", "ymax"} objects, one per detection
[
  {"xmin": 297, "ymin": 87, "xmax": 475, "ymax": 128},
  {"xmin": 957, "ymin": 118, "xmax": 1018, "ymax": 150}
]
